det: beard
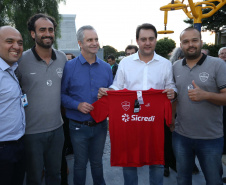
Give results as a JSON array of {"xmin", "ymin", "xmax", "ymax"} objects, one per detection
[
  {"xmin": 183, "ymin": 46, "xmax": 202, "ymax": 60},
  {"xmin": 35, "ymin": 36, "xmax": 54, "ymax": 49}
]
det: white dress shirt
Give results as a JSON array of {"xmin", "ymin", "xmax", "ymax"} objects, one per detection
[{"xmin": 110, "ymin": 52, "xmax": 176, "ymax": 91}]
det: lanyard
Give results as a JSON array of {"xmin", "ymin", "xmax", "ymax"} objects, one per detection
[{"xmin": 6, "ymin": 69, "xmax": 19, "ymax": 84}]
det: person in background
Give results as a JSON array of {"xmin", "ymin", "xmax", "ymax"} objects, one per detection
[
  {"xmin": 125, "ymin": 45, "xmax": 138, "ymax": 56},
  {"xmin": 66, "ymin": 53, "xmax": 75, "ymax": 61},
  {"xmin": 218, "ymin": 46, "xmax": 226, "ymax": 183},
  {"xmin": 61, "ymin": 53, "xmax": 76, "ymax": 185},
  {"xmin": 16, "ymin": 13, "xmax": 67, "ymax": 185},
  {"xmin": 170, "ymin": 47, "xmax": 184, "ymax": 64},
  {"xmin": 0, "ymin": 25, "xmax": 26, "ymax": 185},
  {"xmin": 107, "ymin": 55, "xmax": 118, "ymax": 79},
  {"xmin": 164, "ymin": 47, "xmax": 184, "ymax": 177},
  {"xmin": 219, "ymin": 47, "xmax": 226, "ymax": 62},
  {"xmin": 201, "ymin": 48, "xmax": 209, "ymax": 55}
]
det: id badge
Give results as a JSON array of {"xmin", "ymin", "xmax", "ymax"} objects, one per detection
[
  {"xmin": 21, "ymin": 94, "xmax": 28, "ymax": 107},
  {"xmin": 137, "ymin": 91, "xmax": 144, "ymax": 104}
]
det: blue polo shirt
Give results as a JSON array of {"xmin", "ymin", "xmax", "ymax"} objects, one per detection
[{"xmin": 61, "ymin": 54, "xmax": 113, "ymax": 121}]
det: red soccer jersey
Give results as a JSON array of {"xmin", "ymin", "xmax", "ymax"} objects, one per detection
[{"xmin": 90, "ymin": 89, "xmax": 172, "ymax": 167}]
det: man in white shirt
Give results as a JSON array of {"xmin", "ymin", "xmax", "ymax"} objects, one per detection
[{"xmin": 98, "ymin": 23, "xmax": 176, "ymax": 185}]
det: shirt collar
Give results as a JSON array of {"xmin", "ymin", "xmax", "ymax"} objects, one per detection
[
  {"xmin": 78, "ymin": 53, "xmax": 100, "ymax": 64},
  {"xmin": 31, "ymin": 46, "xmax": 56, "ymax": 61},
  {"xmin": 134, "ymin": 51, "xmax": 159, "ymax": 63},
  {"xmin": 182, "ymin": 54, "xmax": 207, "ymax": 66},
  {"xmin": 0, "ymin": 57, "xmax": 18, "ymax": 71}
]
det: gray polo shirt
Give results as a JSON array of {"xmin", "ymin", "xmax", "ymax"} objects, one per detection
[
  {"xmin": 173, "ymin": 54, "xmax": 226, "ymax": 139},
  {"xmin": 17, "ymin": 47, "xmax": 67, "ymax": 134}
]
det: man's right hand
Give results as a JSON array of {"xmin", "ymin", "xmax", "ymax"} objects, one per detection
[{"xmin": 78, "ymin": 102, "xmax": 94, "ymax": 114}]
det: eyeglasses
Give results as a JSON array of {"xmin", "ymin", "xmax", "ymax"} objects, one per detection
[{"xmin": 219, "ymin": 52, "xmax": 226, "ymax": 55}]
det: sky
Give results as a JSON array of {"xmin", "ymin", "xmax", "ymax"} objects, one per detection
[{"xmin": 58, "ymin": 0, "xmax": 215, "ymax": 51}]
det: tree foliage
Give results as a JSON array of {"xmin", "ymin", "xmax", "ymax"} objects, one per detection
[
  {"xmin": 0, "ymin": 0, "xmax": 65, "ymax": 50},
  {"xmin": 103, "ymin": 45, "xmax": 127, "ymax": 63},
  {"xmin": 155, "ymin": 37, "xmax": 176, "ymax": 58},
  {"xmin": 202, "ymin": 43, "xmax": 224, "ymax": 57},
  {"xmin": 103, "ymin": 45, "xmax": 118, "ymax": 60},
  {"xmin": 184, "ymin": 1, "xmax": 226, "ymax": 33}
]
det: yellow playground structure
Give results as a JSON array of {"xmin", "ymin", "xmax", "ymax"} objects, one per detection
[{"xmin": 158, "ymin": 0, "xmax": 226, "ymax": 33}]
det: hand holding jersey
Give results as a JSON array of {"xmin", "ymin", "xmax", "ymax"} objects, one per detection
[{"xmin": 77, "ymin": 102, "xmax": 94, "ymax": 114}]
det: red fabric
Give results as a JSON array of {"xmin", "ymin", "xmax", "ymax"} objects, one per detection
[{"xmin": 90, "ymin": 89, "xmax": 172, "ymax": 167}]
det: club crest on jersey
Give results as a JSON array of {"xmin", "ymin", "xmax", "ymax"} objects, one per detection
[
  {"xmin": 121, "ymin": 101, "xmax": 130, "ymax": 111},
  {"xmin": 199, "ymin": 72, "xmax": 209, "ymax": 82}
]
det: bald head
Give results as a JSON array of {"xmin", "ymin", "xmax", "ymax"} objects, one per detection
[
  {"xmin": 0, "ymin": 26, "xmax": 21, "ymax": 35},
  {"xmin": 0, "ymin": 26, "xmax": 23, "ymax": 66}
]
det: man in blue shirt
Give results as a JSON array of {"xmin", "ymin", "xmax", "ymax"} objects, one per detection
[
  {"xmin": 61, "ymin": 25, "xmax": 113, "ymax": 185},
  {"xmin": 0, "ymin": 26, "xmax": 26, "ymax": 185}
]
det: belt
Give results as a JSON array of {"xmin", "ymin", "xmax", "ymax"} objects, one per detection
[
  {"xmin": 71, "ymin": 119, "xmax": 99, "ymax": 127},
  {"xmin": 0, "ymin": 136, "xmax": 23, "ymax": 146}
]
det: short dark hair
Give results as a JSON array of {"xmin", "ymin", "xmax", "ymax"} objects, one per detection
[
  {"xmin": 136, "ymin": 23, "xmax": 157, "ymax": 40},
  {"xmin": 107, "ymin": 55, "xmax": 115, "ymax": 60},
  {"xmin": 125, "ymin": 45, "xmax": 138, "ymax": 52},
  {"xmin": 27, "ymin": 13, "xmax": 57, "ymax": 32},
  {"xmin": 65, "ymin": 53, "xmax": 76, "ymax": 59},
  {"xmin": 180, "ymin": 27, "xmax": 201, "ymax": 40}
]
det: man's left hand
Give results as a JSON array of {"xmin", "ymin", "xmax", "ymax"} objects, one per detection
[
  {"xmin": 163, "ymin": 89, "xmax": 175, "ymax": 100},
  {"xmin": 188, "ymin": 80, "xmax": 206, "ymax": 102}
]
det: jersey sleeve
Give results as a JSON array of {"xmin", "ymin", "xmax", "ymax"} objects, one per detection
[
  {"xmin": 164, "ymin": 98, "xmax": 172, "ymax": 127},
  {"xmin": 90, "ymin": 96, "xmax": 109, "ymax": 123}
]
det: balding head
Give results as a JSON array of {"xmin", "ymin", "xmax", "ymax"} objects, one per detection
[
  {"xmin": 0, "ymin": 26, "xmax": 23, "ymax": 66},
  {"xmin": 0, "ymin": 26, "xmax": 21, "ymax": 36},
  {"xmin": 218, "ymin": 47, "xmax": 226, "ymax": 62}
]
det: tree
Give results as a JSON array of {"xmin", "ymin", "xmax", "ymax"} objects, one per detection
[
  {"xmin": 155, "ymin": 37, "xmax": 176, "ymax": 58},
  {"xmin": 103, "ymin": 45, "xmax": 118, "ymax": 60},
  {"xmin": 202, "ymin": 43, "xmax": 224, "ymax": 57},
  {"xmin": 116, "ymin": 51, "xmax": 126, "ymax": 58},
  {"xmin": 0, "ymin": 0, "xmax": 65, "ymax": 50},
  {"xmin": 184, "ymin": 1, "xmax": 226, "ymax": 33}
]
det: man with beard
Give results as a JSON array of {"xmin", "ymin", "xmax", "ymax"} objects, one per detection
[
  {"xmin": 16, "ymin": 13, "xmax": 67, "ymax": 185},
  {"xmin": 172, "ymin": 27, "xmax": 226, "ymax": 185}
]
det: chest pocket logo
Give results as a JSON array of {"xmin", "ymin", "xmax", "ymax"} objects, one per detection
[
  {"xmin": 56, "ymin": 68, "xmax": 63, "ymax": 78},
  {"xmin": 199, "ymin": 72, "xmax": 209, "ymax": 82}
]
